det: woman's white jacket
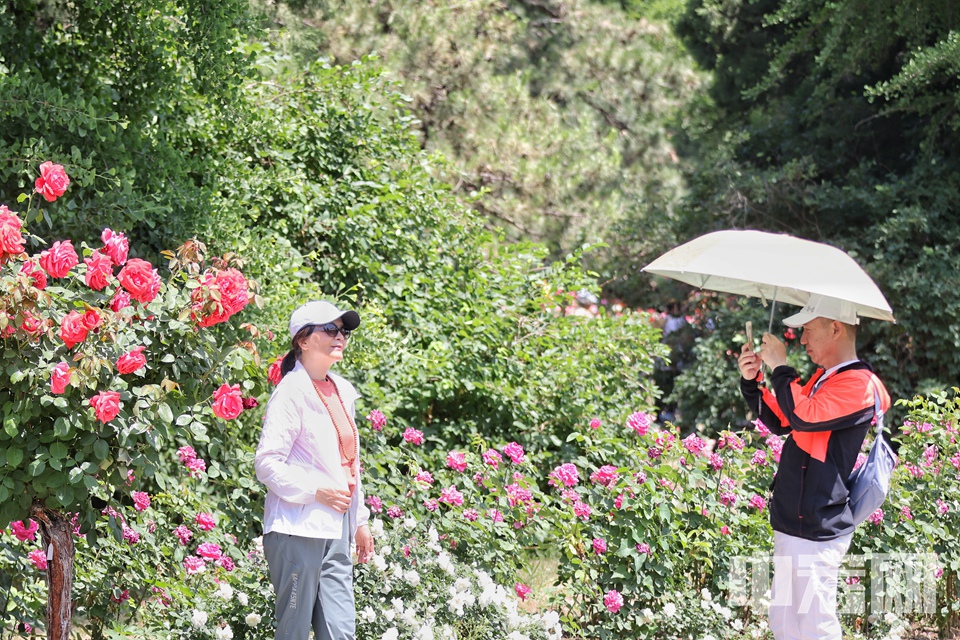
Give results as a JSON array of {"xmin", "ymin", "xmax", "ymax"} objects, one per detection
[{"xmin": 255, "ymin": 361, "xmax": 370, "ymax": 541}]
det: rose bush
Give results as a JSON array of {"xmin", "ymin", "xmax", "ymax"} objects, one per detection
[{"xmin": 0, "ymin": 164, "xmax": 266, "ymax": 636}]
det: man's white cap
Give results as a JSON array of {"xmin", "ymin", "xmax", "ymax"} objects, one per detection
[
  {"xmin": 783, "ymin": 294, "xmax": 859, "ymax": 328},
  {"xmin": 288, "ymin": 300, "xmax": 361, "ymax": 338}
]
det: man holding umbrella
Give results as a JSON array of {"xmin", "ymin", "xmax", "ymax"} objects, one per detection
[{"xmin": 737, "ymin": 294, "xmax": 891, "ymax": 640}]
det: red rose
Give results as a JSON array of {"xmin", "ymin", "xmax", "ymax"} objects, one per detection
[
  {"xmin": 101, "ymin": 228, "xmax": 129, "ymax": 266},
  {"xmin": 215, "ymin": 268, "xmax": 249, "ymax": 315},
  {"xmin": 267, "ymin": 358, "xmax": 283, "ymax": 386},
  {"xmin": 59, "ymin": 311, "xmax": 89, "ymax": 349},
  {"xmin": 19, "ymin": 259, "xmax": 47, "ymax": 290},
  {"xmin": 82, "ymin": 309, "xmax": 102, "ymax": 331},
  {"xmin": 34, "ymin": 162, "xmax": 70, "ymax": 202},
  {"xmin": 0, "ymin": 205, "xmax": 25, "ymax": 259},
  {"xmin": 19, "ymin": 311, "xmax": 44, "ymax": 339},
  {"xmin": 90, "ymin": 390, "xmax": 122, "ymax": 423},
  {"xmin": 84, "ymin": 250, "xmax": 113, "ymax": 291},
  {"xmin": 212, "ymin": 383, "xmax": 244, "ymax": 420},
  {"xmin": 110, "ymin": 289, "xmax": 132, "ymax": 312},
  {"xmin": 117, "ymin": 258, "xmax": 161, "ymax": 304},
  {"xmin": 116, "ymin": 346, "xmax": 147, "ymax": 374},
  {"xmin": 51, "ymin": 362, "xmax": 71, "ymax": 394},
  {"xmin": 39, "ymin": 240, "xmax": 79, "ymax": 278}
]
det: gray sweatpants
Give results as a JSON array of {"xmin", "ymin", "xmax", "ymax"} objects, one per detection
[{"xmin": 263, "ymin": 518, "xmax": 355, "ymax": 640}]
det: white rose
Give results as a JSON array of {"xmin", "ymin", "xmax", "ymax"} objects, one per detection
[
  {"xmin": 381, "ymin": 628, "xmax": 399, "ymax": 640},
  {"xmin": 404, "ymin": 570, "xmax": 421, "ymax": 586},
  {"xmin": 216, "ymin": 582, "xmax": 234, "ymax": 600},
  {"xmin": 191, "ymin": 610, "xmax": 208, "ymax": 627},
  {"xmin": 236, "ymin": 591, "xmax": 248, "ymax": 606},
  {"xmin": 663, "ymin": 602, "xmax": 677, "ymax": 617},
  {"xmin": 403, "ymin": 517, "xmax": 417, "ymax": 530},
  {"xmin": 215, "ymin": 624, "xmax": 233, "ymax": 640},
  {"xmin": 371, "ymin": 518, "xmax": 384, "ymax": 537},
  {"xmin": 245, "ymin": 613, "xmax": 262, "ymax": 627}
]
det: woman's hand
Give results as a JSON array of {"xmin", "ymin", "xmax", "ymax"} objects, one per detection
[
  {"xmin": 355, "ymin": 524, "xmax": 375, "ymax": 564},
  {"xmin": 315, "ymin": 487, "xmax": 351, "ymax": 513},
  {"xmin": 738, "ymin": 343, "xmax": 762, "ymax": 381}
]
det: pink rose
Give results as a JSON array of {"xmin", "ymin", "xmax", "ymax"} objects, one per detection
[
  {"xmin": 132, "ymin": 491, "xmax": 150, "ymax": 512},
  {"xmin": 216, "ymin": 555, "xmax": 235, "ymax": 571},
  {"xmin": 59, "ymin": 311, "xmax": 89, "ymax": 349},
  {"xmin": 463, "ymin": 508, "xmax": 479, "ymax": 522},
  {"xmin": 548, "ymin": 463, "xmax": 580, "ymax": 488},
  {"xmin": 177, "ymin": 446, "xmax": 197, "ymax": 463},
  {"xmin": 50, "ymin": 362, "xmax": 71, "ymax": 394},
  {"xmin": 212, "ymin": 383, "xmax": 243, "ymax": 420},
  {"xmin": 122, "ymin": 526, "xmax": 139, "ymax": 544},
  {"xmin": 100, "ymin": 228, "xmax": 129, "ymax": 266},
  {"xmin": 439, "ymin": 485, "xmax": 464, "ymax": 506},
  {"xmin": 84, "ymin": 250, "xmax": 113, "ymax": 291},
  {"xmin": 503, "ymin": 442, "xmax": 525, "ymax": 464},
  {"xmin": 196, "ymin": 542, "xmax": 222, "ymax": 560},
  {"xmin": 446, "ymin": 451, "xmax": 468, "ymax": 472},
  {"xmin": 90, "ymin": 390, "xmax": 122, "ymax": 423},
  {"xmin": 19, "ymin": 311, "xmax": 44, "ymax": 339},
  {"xmin": 19, "ymin": 259, "xmax": 47, "ymax": 290},
  {"xmin": 366, "ymin": 409, "xmax": 387, "ymax": 431},
  {"xmin": 34, "ymin": 161, "xmax": 70, "ymax": 202},
  {"xmin": 589, "ymin": 418, "xmax": 601, "ymax": 430},
  {"xmin": 194, "ymin": 512, "xmax": 216, "ymax": 531},
  {"xmin": 593, "ymin": 537, "xmax": 607, "ymax": 554},
  {"xmin": 110, "ymin": 289, "xmax": 132, "ymax": 312},
  {"xmin": 173, "ymin": 525, "xmax": 193, "ymax": 545},
  {"xmin": 183, "ymin": 556, "xmax": 206, "ymax": 574},
  {"xmin": 402, "ymin": 428, "xmax": 424, "ymax": 446},
  {"xmin": 482, "ymin": 449, "xmax": 502, "ymax": 469},
  {"xmin": 117, "ymin": 258, "xmax": 161, "ymax": 304},
  {"xmin": 116, "ymin": 346, "xmax": 147, "ymax": 374},
  {"xmin": 40, "ymin": 240, "xmax": 79, "ymax": 278},
  {"xmin": 627, "ymin": 411, "xmax": 652, "ymax": 436},
  {"xmin": 604, "ymin": 589, "xmax": 624, "ymax": 613},
  {"xmin": 0, "ymin": 205, "xmax": 25, "ymax": 259},
  {"xmin": 28, "ymin": 549, "xmax": 47, "ymax": 571},
  {"xmin": 365, "ymin": 495, "xmax": 383, "ymax": 513},
  {"xmin": 515, "ymin": 583, "xmax": 532, "ymax": 600},
  {"xmin": 11, "ymin": 519, "xmax": 39, "ymax": 542}
]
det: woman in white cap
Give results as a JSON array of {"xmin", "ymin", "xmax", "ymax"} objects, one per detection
[{"xmin": 255, "ymin": 300, "xmax": 374, "ymax": 639}]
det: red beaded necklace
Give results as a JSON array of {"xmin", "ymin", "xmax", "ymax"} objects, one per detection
[{"xmin": 311, "ymin": 376, "xmax": 359, "ymax": 468}]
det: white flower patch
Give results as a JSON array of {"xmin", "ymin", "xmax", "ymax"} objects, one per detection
[
  {"xmin": 662, "ymin": 602, "xmax": 677, "ymax": 617},
  {"xmin": 236, "ymin": 591, "xmax": 248, "ymax": 606},
  {"xmin": 215, "ymin": 624, "xmax": 233, "ymax": 640},
  {"xmin": 404, "ymin": 570, "xmax": 421, "ymax": 586},
  {"xmin": 360, "ymin": 606, "xmax": 377, "ymax": 623},
  {"xmin": 244, "ymin": 613, "xmax": 262, "ymax": 627}
]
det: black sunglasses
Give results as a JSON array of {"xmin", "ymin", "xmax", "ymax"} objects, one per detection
[{"xmin": 315, "ymin": 323, "xmax": 352, "ymax": 339}]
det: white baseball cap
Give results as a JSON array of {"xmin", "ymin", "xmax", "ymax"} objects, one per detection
[
  {"xmin": 288, "ymin": 301, "xmax": 361, "ymax": 338},
  {"xmin": 783, "ymin": 294, "xmax": 859, "ymax": 328}
]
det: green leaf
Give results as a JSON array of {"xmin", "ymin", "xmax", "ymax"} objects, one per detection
[
  {"xmin": 157, "ymin": 403, "xmax": 174, "ymax": 425},
  {"xmin": 5, "ymin": 448, "xmax": 22, "ymax": 467},
  {"xmin": 50, "ymin": 442, "xmax": 68, "ymax": 460},
  {"xmin": 94, "ymin": 439, "xmax": 109, "ymax": 461}
]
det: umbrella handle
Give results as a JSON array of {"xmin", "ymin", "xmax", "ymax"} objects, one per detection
[{"xmin": 768, "ymin": 299, "xmax": 777, "ymax": 334}]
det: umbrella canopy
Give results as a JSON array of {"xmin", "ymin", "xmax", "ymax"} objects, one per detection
[{"xmin": 642, "ymin": 230, "xmax": 895, "ymax": 323}]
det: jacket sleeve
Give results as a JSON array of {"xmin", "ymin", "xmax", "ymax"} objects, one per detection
[
  {"xmin": 768, "ymin": 366, "xmax": 877, "ymax": 432},
  {"xmin": 740, "ymin": 373, "xmax": 793, "ymax": 435},
  {"xmin": 254, "ymin": 386, "xmax": 324, "ymax": 505}
]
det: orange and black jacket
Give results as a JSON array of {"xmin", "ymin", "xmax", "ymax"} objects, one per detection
[{"xmin": 740, "ymin": 361, "xmax": 891, "ymax": 541}]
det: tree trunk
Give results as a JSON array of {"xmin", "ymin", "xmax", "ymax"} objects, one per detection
[{"xmin": 29, "ymin": 502, "xmax": 74, "ymax": 640}]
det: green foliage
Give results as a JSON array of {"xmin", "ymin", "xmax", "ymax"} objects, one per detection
[{"xmin": 257, "ymin": 0, "xmax": 703, "ymax": 299}]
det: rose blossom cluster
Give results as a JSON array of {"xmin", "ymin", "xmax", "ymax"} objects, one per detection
[{"xmin": 178, "ymin": 445, "xmax": 208, "ymax": 477}]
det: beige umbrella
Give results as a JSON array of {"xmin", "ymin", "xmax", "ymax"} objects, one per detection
[{"xmin": 642, "ymin": 229, "xmax": 895, "ymax": 329}]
